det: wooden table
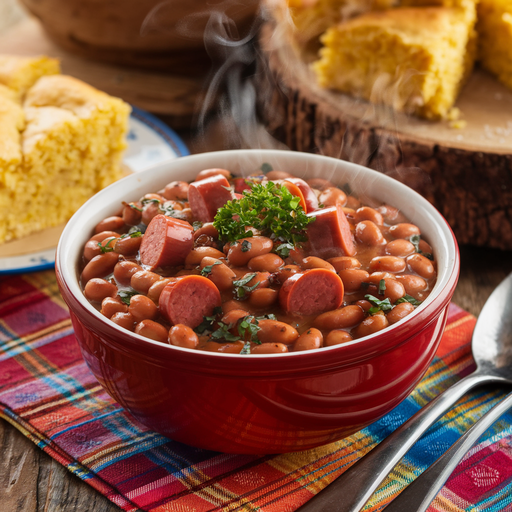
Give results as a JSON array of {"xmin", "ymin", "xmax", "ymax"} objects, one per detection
[{"xmin": 1, "ymin": 15, "xmax": 512, "ymax": 512}]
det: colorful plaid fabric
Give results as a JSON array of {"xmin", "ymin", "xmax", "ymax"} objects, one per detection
[{"xmin": 1, "ymin": 270, "xmax": 512, "ymax": 512}]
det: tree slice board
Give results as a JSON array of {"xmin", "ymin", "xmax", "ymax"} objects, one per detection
[
  {"xmin": 0, "ymin": 17, "xmax": 209, "ymax": 128},
  {"xmin": 255, "ymin": 9, "xmax": 512, "ymax": 250}
]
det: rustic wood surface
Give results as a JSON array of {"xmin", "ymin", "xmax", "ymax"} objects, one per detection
[{"xmin": 255, "ymin": 12, "xmax": 512, "ymax": 250}]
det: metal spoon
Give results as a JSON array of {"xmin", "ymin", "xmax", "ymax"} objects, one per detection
[
  {"xmin": 384, "ymin": 390, "xmax": 512, "ymax": 512},
  {"xmin": 298, "ymin": 272, "xmax": 512, "ymax": 512}
]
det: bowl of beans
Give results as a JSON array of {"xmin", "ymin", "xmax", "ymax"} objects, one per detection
[{"xmin": 56, "ymin": 149, "xmax": 459, "ymax": 454}]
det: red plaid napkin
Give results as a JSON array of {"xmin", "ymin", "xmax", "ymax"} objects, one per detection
[{"xmin": 1, "ymin": 270, "xmax": 511, "ymax": 511}]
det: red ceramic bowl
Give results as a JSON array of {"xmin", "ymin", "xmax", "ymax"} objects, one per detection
[{"xmin": 56, "ymin": 149, "xmax": 459, "ymax": 454}]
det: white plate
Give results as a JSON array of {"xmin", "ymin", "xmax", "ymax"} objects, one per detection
[{"xmin": 0, "ymin": 107, "xmax": 189, "ymax": 275}]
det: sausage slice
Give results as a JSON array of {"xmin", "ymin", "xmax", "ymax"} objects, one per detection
[
  {"xmin": 279, "ymin": 269, "xmax": 344, "ymax": 316},
  {"xmin": 188, "ymin": 174, "xmax": 233, "ymax": 223},
  {"xmin": 306, "ymin": 204, "xmax": 355, "ymax": 258},
  {"xmin": 139, "ymin": 214, "xmax": 194, "ymax": 270},
  {"xmin": 159, "ymin": 275, "xmax": 222, "ymax": 328},
  {"xmin": 284, "ymin": 178, "xmax": 319, "ymax": 212}
]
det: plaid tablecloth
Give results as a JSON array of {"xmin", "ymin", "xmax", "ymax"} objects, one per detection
[{"xmin": 1, "ymin": 270, "xmax": 511, "ymax": 511}]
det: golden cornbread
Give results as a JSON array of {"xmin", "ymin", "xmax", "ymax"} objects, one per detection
[
  {"xmin": 0, "ymin": 70, "xmax": 131, "ymax": 244},
  {"xmin": 312, "ymin": 6, "xmax": 477, "ymax": 119},
  {"xmin": 0, "ymin": 55, "xmax": 60, "ymax": 99},
  {"xmin": 477, "ymin": 0, "xmax": 512, "ymax": 89}
]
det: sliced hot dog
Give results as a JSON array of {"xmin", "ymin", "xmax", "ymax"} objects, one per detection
[
  {"xmin": 188, "ymin": 174, "xmax": 233, "ymax": 223},
  {"xmin": 139, "ymin": 214, "xmax": 194, "ymax": 270},
  {"xmin": 159, "ymin": 275, "xmax": 222, "ymax": 328},
  {"xmin": 279, "ymin": 268, "xmax": 344, "ymax": 316},
  {"xmin": 306, "ymin": 204, "xmax": 356, "ymax": 258},
  {"xmin": 284, "ymin": 178, "xmax": 319, "ymax": 212}
]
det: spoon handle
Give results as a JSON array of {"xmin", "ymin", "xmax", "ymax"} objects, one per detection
[
  {"xmin": 384, "ymin": 390, "xmax": 512, "ymax": 512},
  {"xmin": 298, "ymin": 372, "xmax": 502, "ymax": 512}
]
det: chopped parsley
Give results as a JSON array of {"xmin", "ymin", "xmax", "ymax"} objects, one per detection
[
  {"xmin": 396, "ymin": 294, "xmax": 423, "ymax": 306},
  {"xmin": 98, "ymin": 237, "xmax": 116, "ymax": 253},
  {"xmin": 212, "ymin": 181, "xmax": 314, "ymax": 249},
  {"xmin": 378, "ymin": 279, "xmax": 386, "ymax": 295},
  {"xmin": 200, "ymin": 260, "xmax": 222, "ymax": 277},
  {"xmin": 233, "ymin": 273, "xmax": 260, "ymax": 299},
  {"xmin": 365, "ymin": 294, "xmax": 393, "ymax": 315},
  {"xmin": 118, "ymin": 289, "xmax": 138, "ymax": 305},
  {"xmin": 240, "ymin": 240, "xmax": 252, "ymax": 253},
  {"xmin": 409, "ymin": 234, "xmax": 434, "ymax": 260},
  {"xmin": 119, "ymin": 230, "xmax": 142, "ymax": 239}
]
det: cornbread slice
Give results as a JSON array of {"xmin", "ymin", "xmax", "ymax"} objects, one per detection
[
  {"xmin": 0, "ymin": 55, "xmax": 60, "ymax": 99},
  {"xmin": 0, "ymin": 73, "xmax": 130, "ymax": 244},
  {"xmin": 477, "ymin": 0, "xmax": 512, "ymax": 90},
  {"xmin": 312, "ymin": 6, "xmax": 477, "ymax": 119},
  {"xmin": 288, "ymin": 0, "xmax": 398, "ymax": 43}
]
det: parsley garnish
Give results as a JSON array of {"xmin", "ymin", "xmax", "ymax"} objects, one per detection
[
  {"xmin": 118, "ymin": 289, "xmax": 138, "ymax": 305},
  {"xmin": 119, "ymin": 230, "xmax": 142, "ymax": 239},
  {"xmin": 241, "ymin": 240, "xmax": 252, "ymax": 253},
  {"xmin": 233, "ymin": 273, "xmax": 260, "ymax": 299},
  {"xmin": 365, "ymin": 294, "xmax": 393, "ymax": 315},
  {"xmin": 212, "ymin": 182, "xmax": 314, "ymax": 249},
  {"xmin": 192, "ymin": 221, "xmax": 203, "ymax": 231},
  {"xmin": 409, "ymin": 234, "xmax": 434, "ymax": 260},
  {"xmin": 201, "ymin": 261, "xmax": 222, "ymax": 276},
  {"xmin": 275, "ymin": 242, "xmax": 294, "ymax": 258},
  {"xmin": 98, "ymin": 238, "xmax": 116, "ymax": 253},
  {"xmin": 378, "ymin": 279, "xmax": 386, "ymax": 295},
  {"xmin": 396, "ymin": 294, "xmax": 423, "ymax": 306},
  {"xmin": 141, "ymin": 198, "xmax": 160, "ymax": 206},
  {"xmin": 194, "ymin": 306, "xmax": 223, "ymax": 334}
]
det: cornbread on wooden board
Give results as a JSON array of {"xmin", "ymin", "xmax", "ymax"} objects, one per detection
[
  {"xmin": 478, "ymin": 0, "xmax": 512, "ymax": 89},
  {"xmin": 0, "ymin": 55, "xmax": 131, "ymax": 244},
  {"xmin": 312, "ymin": 5, "xmax": 477, "ymax": 119}
]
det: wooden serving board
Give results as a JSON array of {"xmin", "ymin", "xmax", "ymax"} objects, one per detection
[
  {"xmin": 255, "ymin": 6, "xmax": 512, "ymax": 250},
  {"xmin": 0, "ymin": 17, "xmax": 210, "ymax": 128}
]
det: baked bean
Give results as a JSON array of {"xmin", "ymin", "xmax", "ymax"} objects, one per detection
[
  {"xmin": 300, "ymin": 256, "xmax": 335, "ymax": 272},
  {"xmin": 242, "ymin": 272, "xmax": 270, "ymax": 291},
  {"xmin": 381, "ymin": 278, "xmax": 406, "ymax": 303},
  {"xmin": 355, "ymin": 206, "xmax": 384, "ymax": 225},
  {"xmin": 390, "ymin": 223, "xmax": 420, "ymax": 239},
  {"xmin": 419, "ymin": 240, "xmax": 433, "ymax": 255},
  {"xmin": 306, "ymin": 178, "xmax": 335, "ymax": 191},
  {"xmin": 222, "ymin": 300, "xmax": 246, "ymax": 314},
  {"xmin": 273, "ymin": 265, "xmax": 301, "ymax": 284},
  {"xmin": 248, "ymin": 253, "xmax": 284, "ymax": 272},
  {"xmin": 318, "ymin": 187, "xmax": 347, "ymax": 207},
  {"xmin": 204, "ymin": 341, "xmax": 244, "ymax": 353},
  {"xmin": 200, "ymin": 257, "xmax": 236, "ymax": 291},
  {"xmin": 294, "ymin": 328, "xmax": 323, "ymax": 351},
  {"xmin": 110, "ymin": 312, "xmax": 135, "ymax": 331},
  {"xmin": 179, "ymin": 208, "xmax": 194, "ymax": 223},
  {"xmin": 227, "ymin": 236, "xmax": 273, "ymax": 266},
  {"xmin": 324, "ymin": 330, "xmax": 353, "ymax": 346},
  {"xmin": 168, "ymin": 324, "xmax": 199, "ymax": 349},
  {"xmin": 130, "ymin": 270, "xmax": 162, "ymax": 294},
  {"xmin": 84, "ymin": 278, "xmax": 117, "ymax": 302},
  {"xmin": 113, "ymin": 260, "xmax": 142, "ymax": 286},
  {"xmin": 387, "ymin": 302, "xmax": 415, "ymax": 324},
  {"xmin": 252, "ymin": 343, "xmax": 289, "ymax": 354},
  {"xmin": 128, "ymin": 294, "xmax": 158, "ymax": 322},
  {"xmin": 377, "ymin": 204, "xmax": 407, "ymax": 224},
  {"xmin": 221, "ymin": 309, "xmax": 250, "ymax": 328},
  {"xmin": 195, "ymin": 168, "xmax": 232, "ymax": 181},
  {"xmin": 101, "ymin": 296, "xmax": 128, "ymax": 318},
  {"xmin": 341, "ymin": 207, "xmax": 356, "ymax": 223},
  {"xmin": 385, "ymin": 239, "xmax": 415, "ymax": 258},
  {"xmin": 338, "ymin": 269, "xmax": 370, "ymax": 292},
  {"xmin": 369, "ymin": 256, "xmax": 406, "ymax": 273},
  {"xmin": 94, "ymin": 216, "xmax": 125, "ymax": 234},
  {"xmin": 81, "ymin": 252, "xmax": 119, "ymax": 283},
  {"xmin": 114, "ymin": 235, "xmax": 143, "ymax": 255},
  {"xmin": 355, "ymin": 221, "xmax": 385, "ymax": 246},
  {"xmin": 83, "ymin": 239, "xmax": 102, "ymax": 261},
  {"xmin": 185, "ymin": 247, "xmax": 225, "ymax": 267},
  {"xmin": 248, "ymin": 288, "xmax": 279, "ymax": 309},
  {"xmin": 406, "ymin": 253, "xmax": 436, "ymax": 279},
  {"xmin": 396, "ymin": 274, "xmax": 428, "ymax": 298},
  {"xmin": 366, "ymin": 272, "xmax": 395, "ymax": 285},
  {"xmin": 353, "ymin": 313, "xmax": 389, "ymax": 338},
  {"xmin": 141, "ymin": 201, "xmax": 162, "ymax": 225},
  {"xmin": 194, "ymin": 222, "xmax": 219, "ymax": 240},
  {"xmin": 162, "ymin": 200, "xmax": 184, "ymax": 212},
  {"xmin": 313, "ymin": 305, "xmax": 365, "ymax": 330},
  {"xmin": 257, "ymin": 319, "xmax": 299, "ymax": 344},
  {"xmin": 328, "ymin": 256, "xmax": 362, "ymax": 272},
  {"xmin": 122, "ymin": 202, "xmax": 142, "ymax": 226},
  {"xmin": 88, "ymin": 230, "xmax": 120, "ymax": 242},
  {"xmin": 135, "ymin": 319, "xmax": 169, "ymax": 343},
  {"xmin": 162, "ymin": 181, "xmax": 189, "ymax": 201},
  {"xmin": 147, "ymin": 278, "xmax": 173, "ymax": 304},
  {"xmin": 355, "ymin": 300, "xmax": 372, "ymax": 312},
  {"xmin": 345, "ymin": 196, "xmax": 361, "ymax": 210},
  {"xmin": 266, "ymin": 170, "xmax": 293, "ymax": 180}
]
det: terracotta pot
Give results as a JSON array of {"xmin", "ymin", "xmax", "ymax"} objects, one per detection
[{"xmin": 20, "ymin": 0, "xmax": 259, "ymax": 70}]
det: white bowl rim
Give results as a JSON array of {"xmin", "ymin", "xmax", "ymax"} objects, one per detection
[{"xmin": 57, "ymin": 149, "xmax": 459, "ymax": 358}]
